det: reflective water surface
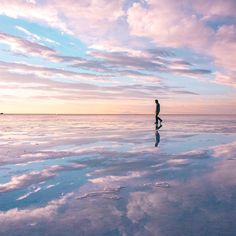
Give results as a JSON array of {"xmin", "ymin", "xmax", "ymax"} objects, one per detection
[{"xmin": 0, "ymin": 115, "xmax": 236, "ymax": 236}]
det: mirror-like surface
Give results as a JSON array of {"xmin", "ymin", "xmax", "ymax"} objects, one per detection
[{"xmin": 0, "ymin": 115, "xmax": 236, "ymax": 236}]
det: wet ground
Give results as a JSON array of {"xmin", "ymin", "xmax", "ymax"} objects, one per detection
[{"xmin": 0, "ymin": 115, "xmax": 236, "ymax": 236}]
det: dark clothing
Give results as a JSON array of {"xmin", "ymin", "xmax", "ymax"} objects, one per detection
[
  {"xmin": 155, "ymin": 115, "xmax": 162, "ymax": 124},
  {"xmin": 156, "ymin": 103, "xmax": 160, "ymax": 115},
  {"xmin": 155, "ymin": 101, "xmax": 162, "ymax": 125}
]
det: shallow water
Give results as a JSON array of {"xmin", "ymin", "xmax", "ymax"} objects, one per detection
[{"xmin": 0, "ymin": 115, "xmax": 236, "ymax": 236}]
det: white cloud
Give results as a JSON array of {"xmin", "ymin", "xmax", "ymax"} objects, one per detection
[
  {"xmin": 0, "ymin": 165, "xmax": 62, "ymax": 192},
  {"xmin": 0, "ymin": 0, "xmax": 124, "ymax": 41},
  {"xmin": 127, "ymin": 1, "xmax": 213, "ymax": 49},
  {"xmin": 15, "ymin": 25, "xmax": 60, "ymax": 45}
]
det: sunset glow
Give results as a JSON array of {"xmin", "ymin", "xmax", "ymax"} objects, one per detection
[{"xmin": 0, "ymin": 0, "xmax": 236, "ymax": 114}]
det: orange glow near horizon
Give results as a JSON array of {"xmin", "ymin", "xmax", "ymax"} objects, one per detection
[
  {"xmin": 1, "ymin": 96, "xmax": 236, "ymax": 115},
  {"xmin": 0, "ymin": 0, "xmax": 236, "ymax": 114}
]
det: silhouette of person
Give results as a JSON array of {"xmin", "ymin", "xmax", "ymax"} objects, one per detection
[
  {"xmin": 155, "ymin": 129, "xmax": 160, "ymax": 147},
  {"xmin": 155, "ymin": 99, "xmax": 163, "ymax": 125},
  {"xmin": 155, "ymin": 121, "xmax": 162, "ymax": 147}
]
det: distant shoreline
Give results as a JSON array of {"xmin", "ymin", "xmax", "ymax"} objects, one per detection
[{"xmin": 1, "ymin": 114, "xmax": 236, "ymax": 116}]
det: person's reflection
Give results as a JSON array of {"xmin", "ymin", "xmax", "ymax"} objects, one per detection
[{"xmin": 155, "ymin": 123, "xmax": 162, "ymax": 147}]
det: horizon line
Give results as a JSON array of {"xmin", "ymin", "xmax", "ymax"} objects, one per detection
[{"xmin": 1, "ymin": 113, "xmax": 236, "ymax": 116}]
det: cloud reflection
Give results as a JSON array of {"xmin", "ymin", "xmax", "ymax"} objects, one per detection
[{"xmin": 0, "ymin": 115, "xmax": 236, "ymax": 235}]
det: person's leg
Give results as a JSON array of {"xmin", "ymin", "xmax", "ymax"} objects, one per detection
[
  {"xmin": 157, "ymin": 116, "xmax": 163, "ymax": 122},
  {"xmin": 156, "ymin": 123, "xmax": 162, "ymax": 130}
]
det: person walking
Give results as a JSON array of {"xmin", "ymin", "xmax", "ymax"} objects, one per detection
[{"xmin": 155, "ymin": 99, "xmax": 163, "ymax": 124}]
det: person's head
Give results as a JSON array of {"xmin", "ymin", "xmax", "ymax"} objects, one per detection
[{"xmin": 155, "ymin": 99, "xmax": 158, "ymax": 104}]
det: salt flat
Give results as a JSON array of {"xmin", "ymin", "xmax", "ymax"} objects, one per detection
[{"xmin": 0, "ymin": 115, "xmax": 235, "ymax": 236}]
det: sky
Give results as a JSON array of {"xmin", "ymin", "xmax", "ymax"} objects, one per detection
[{"xmin": 0, "ymin": 0, "xmax": 235, "ymax": 114}]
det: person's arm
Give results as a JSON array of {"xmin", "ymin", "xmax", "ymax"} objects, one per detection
[{"xmin": 157, "ymin": 104, "xmax": 160, "ymax": 114}]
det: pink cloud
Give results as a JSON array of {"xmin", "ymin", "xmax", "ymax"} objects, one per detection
[
  {"xmin": 127, "ymin": 1, "xmax": 213, "ymax": 49},
  {"xmin": 215, "ymin": 72, "xmax": 236, "ymax": 87},
  {"xmin": 0, "ymin": 191, "xmax": 123, "ymax": 235},
  {"xmin": 127, "ymin": 0, "xmax": 236, "ymax": 86},
  {"xmin": 211, "ymin": 25, "xmax": 236, "ymax": 69},
  {"xmin": 0, "ymin": 32, "xmax": 56, "ymax": 59},
  {"xmin": 212, "ymin": 141, "xmax": 236, "ymax": 159},
  {"xmin": 0, "ymin": 0, "xmax": 124, "ymax": 41},
  {"xmin": 0, "ymin": 165, "xmax": 61, "ymax": 192},
  {"xmin": 0, "ymin": 164, "xmax": 85, "ymax": 193},
  {"xmin": 192, "ymin": 0, "xmax": 236, "ymax": 19},
  {"xmin": 0, "ymin": 0, "xmax": 69, "ymax": 33},
  {"xmin": 0, "ymin": 193, "xmax": 73, "ymax": 233},
  {"xmin": 0, "ymin": 0, "xmax": 235, "ymax": 77}
]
